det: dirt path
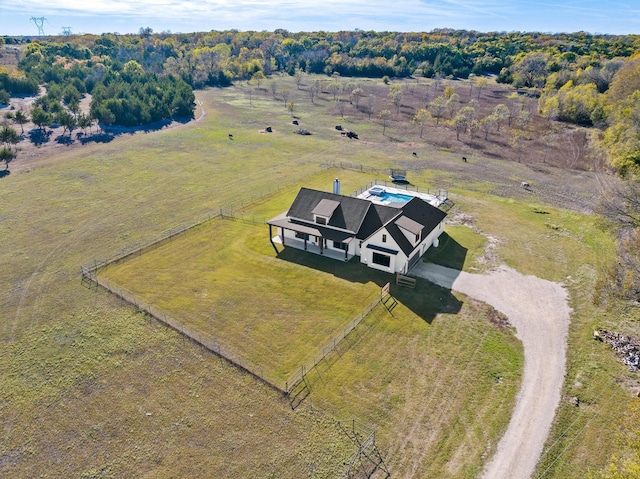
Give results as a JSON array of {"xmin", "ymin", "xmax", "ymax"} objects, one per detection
[{"xmin": 411, "ymin": 263, "xmax": 571, "ymax": 479}]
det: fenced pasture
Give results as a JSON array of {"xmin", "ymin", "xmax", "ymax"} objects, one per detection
[{"xmin": 95, "ymin": 172, "xmax": 394, "ymax": 387}]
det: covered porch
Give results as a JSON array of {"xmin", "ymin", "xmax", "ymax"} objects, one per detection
[{"xmin": 267, "ymin": 214, "xmax": 355, "ymax": 262}]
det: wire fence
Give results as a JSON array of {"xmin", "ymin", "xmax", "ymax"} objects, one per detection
[
  {"xmin": 285, "ymin": 286, "xmax": 388, "ymax": 394},
  {"xmin": 85, "ymin": 272, "xmax": 285, "ymax": 393}
]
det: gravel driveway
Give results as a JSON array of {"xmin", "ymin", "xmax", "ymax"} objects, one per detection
[{"xmin": 412, "ymin": 263, "xmax": 572, "ymax": 479}]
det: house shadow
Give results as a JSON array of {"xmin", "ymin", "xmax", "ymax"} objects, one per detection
[{"xmin": 275, "ymin": 236, "xmax": 465, "ymax": 324}]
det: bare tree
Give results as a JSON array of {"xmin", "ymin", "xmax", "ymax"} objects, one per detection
[
  {"xmin": 279, "ymin": 89, "xmax": 290, "ymax": 108},
  {"xmin": 367, "ymin": 94, "xmax": 375, "ymax": 120},
  {"xmin": 378, "ymin": 109, "xmax": 391, "ymax": 135},
  {"xmin": 336, "ymin": 98, "xmax": 347, "ymax": 118},
  {"xmin": 596, "ymin": 180, "xmax": 640, "ymax": 229}
]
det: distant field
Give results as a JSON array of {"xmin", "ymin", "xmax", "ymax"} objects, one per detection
[{"xmin": 0, "ymin": 75, "xmax": 633, "ymax": 479}]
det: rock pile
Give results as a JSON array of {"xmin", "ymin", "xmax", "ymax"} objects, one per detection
[{"xmin": 594, "ymin": 329, "xmax": 640, "ymax": 371}]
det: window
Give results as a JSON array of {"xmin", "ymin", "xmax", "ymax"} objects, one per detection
[
  {"xmin": 372, "ymin": 252, "xmax": 391, "ymax": 267},
  {"xmin": 333, "ymin": 241, "xmax": 348, "ymax": 251},
  {"xmin": 295, "ymin": 232, "xmax": 309, "ymax": 240},
  {"xmin": 382, "ymin": 234, "xmax": 387, "ymax": 243},
  {"xmin": 315, "ymin": 216, "xmax": 327, "ymax": 225}
]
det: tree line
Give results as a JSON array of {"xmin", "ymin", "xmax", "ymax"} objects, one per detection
[{"xmin": 1, "ymin": 28, "xmax": 640, "ymax": 173}]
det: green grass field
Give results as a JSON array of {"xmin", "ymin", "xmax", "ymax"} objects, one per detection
[{"xmin": 0, "ymin": 75, "xmax": 635, "ymax": 478}]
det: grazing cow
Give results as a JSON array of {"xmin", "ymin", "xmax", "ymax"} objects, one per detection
[
  {"xmin": 521, "ymin": 181, "xmax": 530, "ymax": 189},
  {"xmin": 228, "ymin": 133, "xmax": 233, "ymax": 140},
  {"xmin": 412, "ymin": 152, "xmax": 418, "ymax": 157},
  {"xmin": 462, "ymin": 156, "xmax": 467, "ymax": 162}
]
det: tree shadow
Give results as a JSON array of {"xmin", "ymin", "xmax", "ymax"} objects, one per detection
[
  {"xmin": 55, "ymin": 134, "xmax": 75, "ymax": 145},
  {"xmin": 80, "ymin": 132, "xmax": 115, "ymax": 144},
  {"xmin": 0, "ymin": 169, "xmax": 10, "ymax": 179},
  {"xmin": 28, "ymin": 128, "xmax": 51, "ymax": 146}
]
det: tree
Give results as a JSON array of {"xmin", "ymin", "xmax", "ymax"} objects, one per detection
[
  {"xmin": 30, "ymin": 106, "xmax": 52, "ymax": 132},
  {"xmin": 595, "ymin": 179, "xmax": 640, "ymax": 229},
  {"xmin": 287, "ymin": 100, "xmax": 295, "ymax": 117},
  {"xmin": 328, "ymin": 80, "xmax": 340, "ymax": 100},
  {"xmin": 336, "ymin": 98, "xmax": 347, "ymax": 118},
  {"xmin": 0, "ymin": 146, "xmax": 15, "ymax": 170},
  {"xmin": 480, "ymin": 115, "xmax": 495, "ymax": 140},
  {"xmin": 57, "ymin": 110, "xmax": 77, "ymax": 137},
  {"xmin": 0, "ymin": 124, "xmax": 19, "ymax": 149},
  {"xmin": 270, "ymin": 81, "xmax": 278, "ymax": 99},
  {"xmin": 429, "ymin": 95, "xmax": 447, "ymax": 125},
  {"xmin": 77, "ymin": 113, "xmax": 92, "ymax": 135},
  {"xmin": 445, "ymin": 93, "xmax": 459, "ymax": 119},
  {"xmin": 350, "ymin": 87, "xmax": 364, "ymax": 108},
  {"xmin": 476, "ymin": 77, "xmax": 488, "ymax": 99},
  {"xmin": 388, "ymin": 84, "xmax": 403, "ymax": 113},
  {"xmin": 444, "ymin": 85, "xmax": 456, "ymax": 100},
  {"xmin": 452, "ymin": 112, "xmax": 468, "ymax": 140},
  {"xmin": 13, "ymin": 110, "xmax": 28, "ymax": 134},
  {"xmin": 413, "ymin": 108, "xmax": 431, "ymax": 138},
  {"xmin": 294, "ymin": 68, "xmax": 304, "ymax": 89},
  {"xmin": 378, "ymin": 109, "xmax": 391, "ymax": 135},
  {"xmin": 251, "ymin": 71, "xmax": 266, "ymax": 90},
  {"xmin": 492, "ymin": 104, "xmax": 509, "ymax": 132},
  {"xmin": 367, "ymin": 94, "xmax": 375, "ymax": 120},
  {"xmin": 279, "ymin": 88, "xmax": 290, "ymax": 107}
]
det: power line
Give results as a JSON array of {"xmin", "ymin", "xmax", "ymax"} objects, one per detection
[{"xmin": 30, "ymin": 16, "xmax": 47, "ymax": 36}]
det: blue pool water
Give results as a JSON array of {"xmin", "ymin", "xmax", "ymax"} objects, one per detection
[{"xmin": 377, "ymin": 191, "xmax": 414, "ymax": 203}]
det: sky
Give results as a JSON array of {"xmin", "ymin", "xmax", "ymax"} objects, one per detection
[{"xmin": 1, "ymin": 0, "xmax": 638, "ymax": 37}]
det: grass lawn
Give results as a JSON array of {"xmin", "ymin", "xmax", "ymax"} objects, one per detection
[{"xmin": 101, "ymin": 217, "xmax": 389, "ymax": 384}]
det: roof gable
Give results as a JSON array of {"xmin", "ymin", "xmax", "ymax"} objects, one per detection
[
  {"xmin": 387, "ymin": 198, "xmax": 447, "ymax": 255},
  {"xmin": 396, "ymin": 215, "xmax": 423, "ymax": 235},
  {"xmin": 312, "ymin": 198, "xmax": 340, "ymax": 218}
]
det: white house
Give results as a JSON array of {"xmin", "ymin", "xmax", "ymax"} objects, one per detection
[{"xmin": 267, "ymin": 186, "xmax": 447, "ymax": 274}]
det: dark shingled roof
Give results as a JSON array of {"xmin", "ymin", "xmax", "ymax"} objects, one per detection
[
  {"xmin": 276, "ymin": 188, "xmax": 447, "ymax": 257},
  {"xmin": 387, "ymin": 197, "xmax": 448, "ymax": 255},
  {"xmin": 287, "ymin": 188, "xmax": 373, "ymax": 233},
  {"xmin": 356, "ymin": 203, "xmax": 401, "ymax": 240}
]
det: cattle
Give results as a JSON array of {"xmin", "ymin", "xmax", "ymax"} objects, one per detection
[
  {"xmin": 228, "ymin": 133, "xmax": 233, "ymax": 140},
  {"xmin": 521, "ymin": 181, "xmax": 531, "ymax": 189},
  {"xmin": 412, "ymin": 152, "xmax": 418, "ymax": 157},
  {"xmin": 462, "ymin": 156, "xmax": 467, "ymax": 162}
]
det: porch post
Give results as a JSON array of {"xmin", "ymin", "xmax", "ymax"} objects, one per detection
[
  {"xmin": 304, "ymin": 237, "xmax": 307, "ymax": 250},
  {"xmin": 268, "ymin": 224, "xmax": 278, "ymax": 254},
  {"xmin": 319, "ymin": 236, "xmax": 323, "ymax": 255}
]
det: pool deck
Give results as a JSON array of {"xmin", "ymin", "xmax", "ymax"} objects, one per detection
[{"xmin": 357, "ymin": 185, "xmax": 446, "ymax": 208}]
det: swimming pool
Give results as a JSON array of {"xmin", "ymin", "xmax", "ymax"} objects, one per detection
[
  {"xmin": 376, "ymin": 191, "xmax": 414, "ymax": 203},
  {"xmin": 358, "ymin": 185, "xmax": 446, "ymax": 208}
]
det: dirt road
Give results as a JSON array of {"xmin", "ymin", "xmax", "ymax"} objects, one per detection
[{"xmin": 412, "ymin": 263, "xmax": 571, "ymax": 479}]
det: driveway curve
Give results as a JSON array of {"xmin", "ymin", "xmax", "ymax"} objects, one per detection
[{"xmin": 411, "ymin": 263, "xmax": 571, "ymax": 479}]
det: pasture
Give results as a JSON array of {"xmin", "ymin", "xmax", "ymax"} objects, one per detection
[{"xmin": 0, "ymin": 74, "xmax": 634, "ymax": 478}]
